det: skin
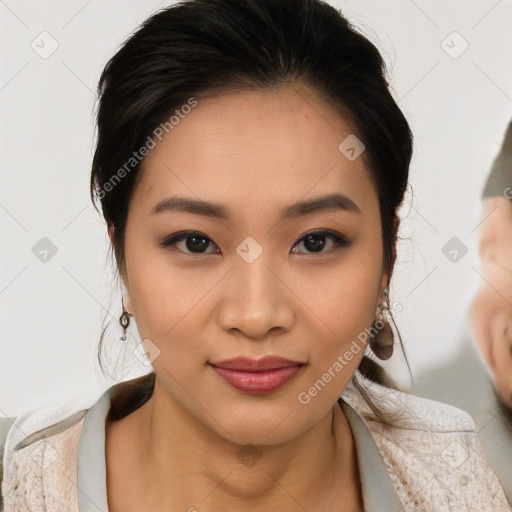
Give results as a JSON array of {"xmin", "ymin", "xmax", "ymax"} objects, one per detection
[
  {"xmin": 468, "ymin": 196, "xmax": 512, "ymax": 406},
  {"xmin": 105, "ymin": 84, "xmax": 389, "ymax": 512}
]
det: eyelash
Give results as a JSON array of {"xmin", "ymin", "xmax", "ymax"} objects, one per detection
[{"xmin": 159, "ymin": 229, "xmax": 351, "ymax": 256}]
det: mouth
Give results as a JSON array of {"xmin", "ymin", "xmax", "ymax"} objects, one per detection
[{"xmin": 208, "ymin": 356, "xmax": 306, "ymax": 394}]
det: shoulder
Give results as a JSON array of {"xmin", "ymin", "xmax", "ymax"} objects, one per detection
[
  {"xmin": 342, "ymin": 370, "xmax": 476, "ymax": 432},
  {"xmin": 1, "ymin": 403, "xmax": 88, "ymax": 512},
  {"xmin": 342, "ymin": 371, "xmax": 511, "ymax": 511}
]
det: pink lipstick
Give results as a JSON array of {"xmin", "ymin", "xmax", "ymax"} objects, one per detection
[{"xmin": 209, "ymin": 356, "xmax": 305, "ymax": 394}]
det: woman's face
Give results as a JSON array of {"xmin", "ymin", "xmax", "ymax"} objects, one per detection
[
  {"xmin": 468, "ymin": 198, "xmax": 512, "ymax": 404},
  {"xmin": 119, "ymin": 85, "xmax": 388, "ymax": 445}
]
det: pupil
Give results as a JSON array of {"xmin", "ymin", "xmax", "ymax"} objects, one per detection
[
  {"xmin": 186, "ymin": 235, "xmax": 209, "ymax": 252},
  {"xmin": 304, "ymin": 234, "xmax": 325, "ymax": 252}
]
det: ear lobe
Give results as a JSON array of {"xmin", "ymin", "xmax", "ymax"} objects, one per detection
[{"xmin": 379, "ymin": 272, "xmax": 389, "ymax": 301}]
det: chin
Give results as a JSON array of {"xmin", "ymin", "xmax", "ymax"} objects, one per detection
[{"xmin": 212, "ymin": 407, "xmax": 312, "ymax": 447}]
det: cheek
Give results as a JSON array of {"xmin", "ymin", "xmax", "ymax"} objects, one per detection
[
  {"xmin": 309, "ymin": 276, "xmax": 379, "ymax": 365},
  {"xmin": 123, "ymin": 237, "xmax": 208, "ymax": 350},
  {"xmin": 297, "ymin": 240, "xmax": 384, "ymax": 390},
  {"xmin": 127, "ymin": 269, "xmax": 212, "ymax": 384},
  {"xmin": 313, "ymin": 268, "xmax": 380, "ymax": 337}
]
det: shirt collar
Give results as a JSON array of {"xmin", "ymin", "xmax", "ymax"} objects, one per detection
[
  {"xmin": 77, "ymin": 385, "xmax": 114, "ymax": 512},
  {"xmin": 339, "ymin": 398, "xmax": 404, "ymax": 511}
]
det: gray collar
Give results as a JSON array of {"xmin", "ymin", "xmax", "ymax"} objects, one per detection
[
  {"xmin": 77, "ymin": 385, "xmax": 113, "ymax": 512},
  {"xmin": 339, "ymin": 398, "xmax": 404, "ymax": 511}
]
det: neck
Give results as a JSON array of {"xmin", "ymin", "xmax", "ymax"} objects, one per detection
[{"xmin": 106, "ymin": 379, "xmax": 363, "ymax": 512}]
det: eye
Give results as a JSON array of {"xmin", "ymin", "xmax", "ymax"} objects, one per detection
[
  {"xmin": 160, "ymin": 229, "xmax": 351, "ymax": 256},
  {"xmin": 160, "ymin": 231, "xmax": 219, "ymax": 255},
  {"xmin": 291, "ymin": 229, "xmax": 351, "ymax": 255}
]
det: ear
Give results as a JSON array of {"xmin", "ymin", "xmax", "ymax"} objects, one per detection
[
  {"xmin": 378, "ymin": 269, "xmax": 389, "ymax": 302},
  {"xmin": 123, "ymin": 293, "xmax": 134, "ymax": 315},
  {"xmin": 108, "ymin": 224, "xmax": 131, "ymax": 304},
  {"xmin": 379, "ymin": 213, "xmax": 400, "ymax": 299},
  {"xmin": 108, "ymin": 224, "xmax": 114, "ymax": 245}
]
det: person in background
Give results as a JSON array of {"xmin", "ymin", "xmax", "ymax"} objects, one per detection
[
  {"xmin": 470, "ymin": 120, "xmax": 512, "ymax": 407},
  {"xmin": 414, "ymin": 119, "xmax": 512, "ymax": 505}
]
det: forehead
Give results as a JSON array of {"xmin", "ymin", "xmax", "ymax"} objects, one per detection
[{"xmin": 130, "ymin": 85, "xmax": 376, "ymax": 219}]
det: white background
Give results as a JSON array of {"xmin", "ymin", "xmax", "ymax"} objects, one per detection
[{"xmin": 1, "ymin": 0, "xmax": 512, "ymax": 417}]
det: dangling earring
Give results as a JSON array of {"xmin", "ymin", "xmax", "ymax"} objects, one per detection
[
  {"xmin": 369, "ymin": 288, "xmax": 394, "ymax": 360},
  {"xmin": 119, "ymin": 296, "xmax": 133, "ymax": 341}
]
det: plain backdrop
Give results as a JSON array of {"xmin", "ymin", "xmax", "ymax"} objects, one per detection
[{"xmin": 1, "ymin": 0, "xmax": 512, "ymax": 417}]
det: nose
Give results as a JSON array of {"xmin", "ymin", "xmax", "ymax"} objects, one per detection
[{"xmin": 216, "ymin": 250, "xmax": 294, "ymax": 341}]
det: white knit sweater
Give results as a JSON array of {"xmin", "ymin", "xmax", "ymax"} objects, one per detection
[{"xmin": 2, "ymin": 372, "xmax": 511, "ymax": 511}]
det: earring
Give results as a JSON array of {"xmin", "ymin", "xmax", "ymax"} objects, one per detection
[
  {"xmin": 119, "ymin": 296, "xmax": 133, "ymax": 341},
  {"xmin": 369, "ymin": 288, "xmax": 394, "ymax": 360}
]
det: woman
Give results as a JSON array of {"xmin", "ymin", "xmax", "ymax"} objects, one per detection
[{"xmin": 1, "ymin": 0, "xmax": 510, "ymax": 510}]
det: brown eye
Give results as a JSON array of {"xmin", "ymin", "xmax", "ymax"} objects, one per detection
[
  {"xmin": 160, "ymin": 231, "xmax": 219, "ymax": 255},
  {"xmin": 291, "ymin": 230, "xmax": 351, "ymax": 254}
]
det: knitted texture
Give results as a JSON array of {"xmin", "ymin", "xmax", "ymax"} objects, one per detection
[
  {"xmin": 2, "ymin": 417, "xmax": 83, "ymax": 511},
  {"xmin": 342, "ymin": 375, "xmax": 512, "ymax": 511}
]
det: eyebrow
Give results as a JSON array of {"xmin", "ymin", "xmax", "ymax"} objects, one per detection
[{"xmin": 151, "ymin": 193, "xmax": 361, "ymax": 220}]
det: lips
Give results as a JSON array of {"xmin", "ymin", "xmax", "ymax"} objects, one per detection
[
  {"xmin": 209, "ymin": 356, "xmax": 305, "ymax": 394},
  {"xmin": 209, "ymin": 356, "xmax": 305, "ymax": 371}
]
